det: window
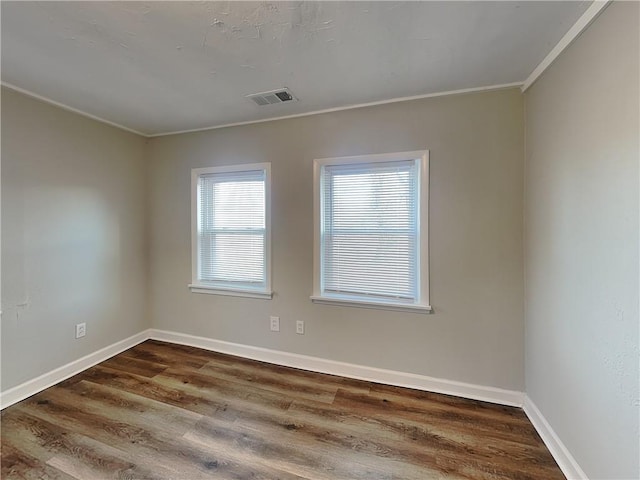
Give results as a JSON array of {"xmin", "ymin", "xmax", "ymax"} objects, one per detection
[
  {"xmin": 190, "ymin": 163, "xmax": 272, "ymax": 299},
  {"xmin": 312, "ymin": 151, "xmax": 431, "ymax": 312}
]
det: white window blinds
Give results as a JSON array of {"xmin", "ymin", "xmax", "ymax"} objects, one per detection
[
  {"xmin": 197, "ymin": 168, "xmax": 267, "ymax": 291},
  {"xmin": 320, "ymin": 159, "xmax": 419, "ymax": 303}
]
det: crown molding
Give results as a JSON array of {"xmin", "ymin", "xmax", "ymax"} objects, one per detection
[
  {"xmin": 522, "ymin": 1, "xmax": 611, "ymax": 92},
  {"xmin": 4, "ymin": 0, "xmax": 610, "ymax": 138},
  {"xmin": 1, "ymin": 82, "xmax": 148, "ymax": 137},
  {"xmin": 149, "ymin": 83, "xmax": 523, "ymax": 138}
]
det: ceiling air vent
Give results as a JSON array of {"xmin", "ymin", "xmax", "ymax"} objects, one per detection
[{"xmin": 246, "ymin": 88, "xmax": 297, "ymax": 106}]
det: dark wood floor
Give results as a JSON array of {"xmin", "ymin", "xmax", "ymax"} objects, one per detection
[{"xmin": 1, "ymin": 340, "xmax": 564, "ymax": 479}]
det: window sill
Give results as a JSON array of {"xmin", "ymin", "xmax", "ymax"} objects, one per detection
[
  {"xmin": 189, "ymin": 284, "xmax": 273, "ymax": 300},
  {"xmin": 310, "ymin": 295, "xmax": 432, "ymax": 314}
]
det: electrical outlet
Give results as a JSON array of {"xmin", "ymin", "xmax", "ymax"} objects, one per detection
[
  {"xmin": 296, "ymin": 320, "xmax": 304, "ymax": 335},
  {"xmin": 270, "ymin": 316, "xmax": 280, "ymax": 332},
  {"xmin": 75, "ymin": 323, "xmax": 86, "ymax": 339}
]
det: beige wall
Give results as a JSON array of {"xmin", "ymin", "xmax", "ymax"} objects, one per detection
[
  {"xmin": 524, "ymin": 2, "xmax": 639, "ymax": 479},
  {"xmin": 149, "ymin": 88, "xmax": 525, "ymax": 390},
  {"xmin": 1, "ymin": 87, "xmax": 150, "ymax": 390}
]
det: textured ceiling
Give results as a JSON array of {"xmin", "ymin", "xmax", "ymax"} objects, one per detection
[{"xmin": 1, "ymin": 1, "xmax": 591, "ymax": 136}]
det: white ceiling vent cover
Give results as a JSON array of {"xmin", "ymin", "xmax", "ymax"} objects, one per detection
[{"xmin": 246, "ymin": 88, "xmax": 297, "ymax": 106}]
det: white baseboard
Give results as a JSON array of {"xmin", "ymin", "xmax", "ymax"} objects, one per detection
[
  {"xmin": 2, "ymin": 327, "xmax": 587, "ymax": 478},
  {"xmin": 0, "ymin": 329, "xmax": 151, "ymax": 409},
  {"xmin": 149, "ymin": 329, "xmax": 524, "ymax": 407},
  {"xmin": 1, "ymin": 328, "xmax": 522, "ymax": 410},
  {"xmin": 523, "ymin": 395, "xmax": 587, "ymax": 479}
]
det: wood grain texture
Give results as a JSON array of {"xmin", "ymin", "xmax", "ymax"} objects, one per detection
[{"xmin": 1, "ymin": 340, "xmax": 565, "ymax": 479}]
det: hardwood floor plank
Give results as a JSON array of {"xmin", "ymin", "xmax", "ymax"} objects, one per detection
[
  {"xmin": 290, "ymin": 394, "xmax": 563, "ymax": 479},
  {"xmin": 331, "ymin": 388, "xmax": 543, "ymax": 446},
  {"xmin": 99, "ymin": 354, "xmax": 169, "ymax": 378},
  {"xmin": 13, "ymin": 386, "xmax": 296, "ymax": 479},
  {"xmin": 49, "ymin": 380, "xmax": 204, "ymax": 435},
  {"xmin": 1, "ymin": 340, "xmax": 565, "ymax": 479},
  {"xmin": 367, "ymin": 384, "xmax": 533, "ymax": 430},
  {"xmin": 1, "ymin": 408, "xmax": 170, "ymax": 480},
  {"xmin": 121, "ymin": 341, "xmax": 214, "ymax": 369},
  {"xmin": 154, "ymin": 366, "xmax": 305, "ymax": 409},
  {"xmin": 143, "ymin": 340, "xmax": 372, "ymax": 394},
  {"xmin": 75, "ymin": 365, "xmax": 239, "ymax": 419},
  {"xmin": 185, "ymin": 425, "xmax": 394, "ymax": 480},
  {"xmin": 196, "ymin": 351, "xmax": 373, "ymax": 395},
  {"xmin": 240, "ymin": 399, "xmax": 490, "ymax": 479},
  {"xmin": 1, "ymin": 442, "xmax": 75, "ymax": 480},
  {"xmin": 196, "ymin": 362, "xmax": 339, "ymax": 404},
  {"xmin": 185, "ymin": 407, "xmax": 413, "ymax": 480}
]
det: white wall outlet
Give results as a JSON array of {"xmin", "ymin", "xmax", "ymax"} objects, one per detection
[
  {"xmin": 75, "ymin": 323, "xmax": 86, "ymax": 339},
  {"xmin": 296, "ymin": 320, "xmax": 304, "ymax": 335},
  {"xmin": 270, "ymin": 316, "xmax": 280, "ymax": 332}
]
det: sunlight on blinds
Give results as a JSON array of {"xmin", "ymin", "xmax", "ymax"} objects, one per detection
[
  {"xmin": 198, "ymin": 170, "xmax": 266, "ymax": 288},
  {"xmin": 321, "ymin": 160, "xmax": 418, "ymax": 302}
]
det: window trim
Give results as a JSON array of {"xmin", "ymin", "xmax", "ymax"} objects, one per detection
[
  {"xmin": 189, "ymin": 162, "xmax": 272, "ymax": 299},
  {"xmin": 311, "ymin": 150, "xmax": 431, "ymax": 313}
]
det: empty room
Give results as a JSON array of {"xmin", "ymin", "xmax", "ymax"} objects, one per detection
[{"xmin": 1, "ymin": 1, "xmax": 638, "ymax": 479}]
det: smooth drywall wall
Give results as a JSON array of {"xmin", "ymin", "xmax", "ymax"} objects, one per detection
[
  {"xmin": 524, "ymin": 2, "xmax": 639, "ymax": 478},
  {"xmin": 1, "ymin": 87, "xmax": 149, "ymax": 390},
  {"xmin": 149, "ymin": 88, "xmax": 525, "ymax": 390}
]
